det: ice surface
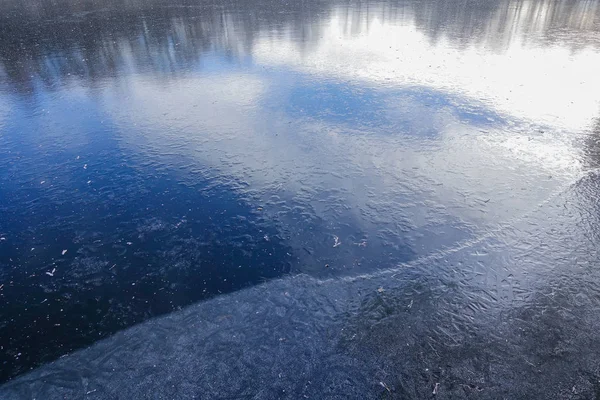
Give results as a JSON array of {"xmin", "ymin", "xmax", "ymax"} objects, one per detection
[{"xmin": 2, "ymin": 172, "xmax": 600, "ymax": 399}]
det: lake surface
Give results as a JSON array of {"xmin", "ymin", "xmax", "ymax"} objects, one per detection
[{"xmin": 0, "ymin": 0, "xmax": 599, "ymax": 390}]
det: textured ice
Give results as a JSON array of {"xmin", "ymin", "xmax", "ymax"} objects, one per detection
[
  {"xmin": 1, "ymin": 0, "xmax": 599, "ymax": 394},
  {"xmin": 2, "ymin": 172, "xmax": 600, "ymax": 399}
]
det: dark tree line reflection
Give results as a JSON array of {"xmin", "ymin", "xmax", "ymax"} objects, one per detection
[{"xmin": 0, "ymin": 0, "xmax": 598, "ymax": 94}]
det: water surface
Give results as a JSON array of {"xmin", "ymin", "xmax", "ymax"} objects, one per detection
[{"xmin": 0, "ymin": 0, "xmax": 599, "ymax": 386}]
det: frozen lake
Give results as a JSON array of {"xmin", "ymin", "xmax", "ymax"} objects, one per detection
[{"xmin": 0, "ymin": 0, "xmax": 599, "ymax": 397}]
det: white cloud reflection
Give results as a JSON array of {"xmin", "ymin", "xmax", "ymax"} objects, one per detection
[
  {"xmin": 100, "ymin": 0, "xmax": 599, "ymax": 261},
  {"xmin": 253, "ymin": 3, "xmax": 600, "ymax": 132},
  {"xmin": 102, "ymin": 75, "xmax": 578, "ymax": 239}
]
